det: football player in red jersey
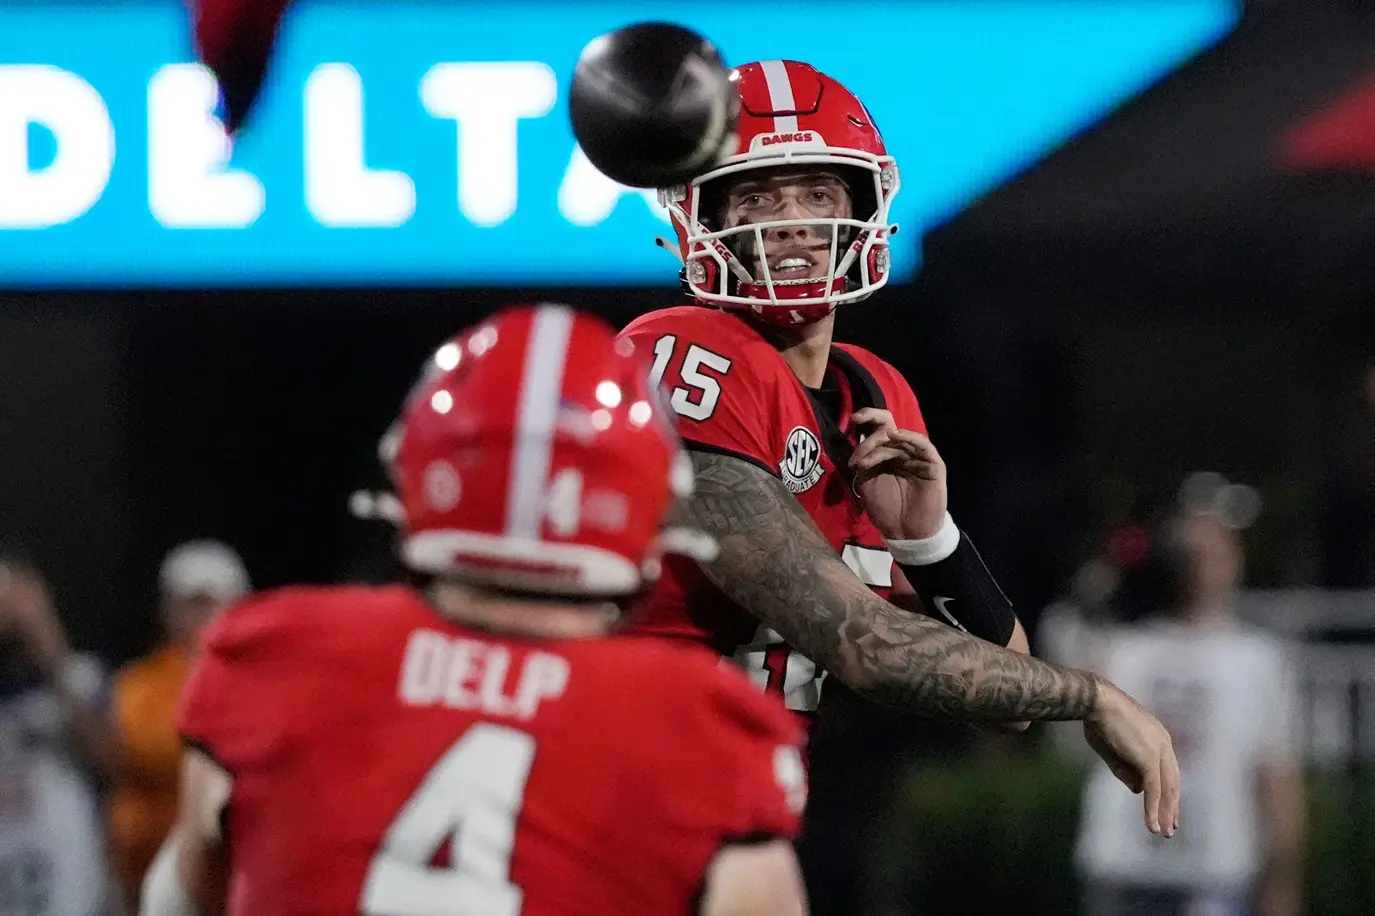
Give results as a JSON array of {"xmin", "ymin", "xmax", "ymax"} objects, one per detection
[
  {"xmin": 139, "ymin": 305, "xmax": 810, "ymax": 916},
  {"xmin": 620, "ymin": 60, "xmax": 1180, "ymax": 833}
]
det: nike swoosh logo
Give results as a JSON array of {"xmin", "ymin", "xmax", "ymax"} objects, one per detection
[{"xmin": 933, "ymin": 596, "xmax": 968, "ymax": 632}]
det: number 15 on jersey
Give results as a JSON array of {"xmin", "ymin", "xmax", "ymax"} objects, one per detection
[{"xmin": 647, "ymin": 335, "xmax": 733, "ymax": 422}]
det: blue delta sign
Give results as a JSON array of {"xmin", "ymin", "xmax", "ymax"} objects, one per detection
[{"xmin": 0, "ymin": 0, "xmax": 1238, "ymax": 288}]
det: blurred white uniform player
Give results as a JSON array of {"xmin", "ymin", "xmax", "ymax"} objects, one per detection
[{"xmin": 0, "ymin": 557, "xmax": 112, "ymax": 916}]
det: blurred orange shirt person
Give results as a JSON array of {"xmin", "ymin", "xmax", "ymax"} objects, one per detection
[{"xmin": 108, "ymin": 540, "xmax": 249, "ymax": 907}]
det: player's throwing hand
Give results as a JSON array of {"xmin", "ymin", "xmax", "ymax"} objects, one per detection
[
  {"xmin": 850, "ymin": 408, "xmax": 1182, "ymax": 839},
  {"xmin": 1084, "ymin": 679, "xmax": 1182, "ymax": 837},
  {"xmin": 849, "ymin": 407, "xmax": 948, "ymax": 540}
]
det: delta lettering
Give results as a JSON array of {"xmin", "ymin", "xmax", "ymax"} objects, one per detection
[{"xmin": 0, "ymin": 62, "xmax": 666, "ymax": 231}]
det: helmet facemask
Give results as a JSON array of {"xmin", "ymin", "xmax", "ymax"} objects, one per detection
[{"xmin": 664, "ymin": 153, "xmax": 900, "ymax": 324}]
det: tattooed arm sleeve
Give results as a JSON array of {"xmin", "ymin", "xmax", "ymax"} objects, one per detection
[{"xmin": 681, "ymin": 450, "xmax": 1098, "ymax": 721}]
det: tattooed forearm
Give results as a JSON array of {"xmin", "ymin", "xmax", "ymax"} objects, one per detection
[{"xmin": 682, "ymin": 450, "xmax": 1098, "ymax": 721}]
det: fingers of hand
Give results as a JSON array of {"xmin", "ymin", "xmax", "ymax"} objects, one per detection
[
  {"xmin": 852, "ymin": 444, "xmax": 941, "ymax": 478},
  {"xmin": 1161, "ymin": 733, "xmax": 1181, "ymax": 836},
  {"xmin": 852, "ymin": 456, "xmax": 911, "ymax": 492},
  {"xmin": 849, "ymin": 428, "xmax": 893, "ymax": 468},
  {"xmin": 885, "ymin": 429, "xmax": 942, "ymax": 464},
  {"xmin": 852, "ymin": 430, "xmax": 942, "ymax": 472},
  {"xmin": 851, "ymin": 407, "xmax": 894, "ymax": 431},
  {"xmin": 1141, "ymin": 759, "xmax": 1163, "ymax": 836},
  {"xmin": 852, "ymin": 444, "xmax": 911, "ymax": 474},
  {"xmin": 1137, "ymin": 720, "xmax": 1182, "ymax": 838},
  {"xmin": 853, "ymin": 447, "xmax": 930, "ymax": 477}
]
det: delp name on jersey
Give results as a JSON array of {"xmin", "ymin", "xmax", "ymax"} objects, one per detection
[{"xmin": 621, "ymin": 305, "xmax": 928, "ymax": 712}]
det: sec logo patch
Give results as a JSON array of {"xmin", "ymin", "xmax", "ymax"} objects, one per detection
[{"xmin": 780, "ymin": 426, "xmax": 824, "ymax": 493}]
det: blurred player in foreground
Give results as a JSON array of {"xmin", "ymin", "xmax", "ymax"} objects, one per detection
[
  {"xmin": 140, "ymin": 305, "xmax": 810, "ymax": 916},
  {"xmin": 618, "ymin": 59, "xmax": 1179, "ymax": 833}
]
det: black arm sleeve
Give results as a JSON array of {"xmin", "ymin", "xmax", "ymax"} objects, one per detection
[{"xmin": 897, "ymin": 531, "xmax": 1018, "ymax": 646}]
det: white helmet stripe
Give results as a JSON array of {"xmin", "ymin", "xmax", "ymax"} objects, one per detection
[
  {"xmin": 505, "ymin": 304, "xmax": 575, "ymax": 538},
  {"xmin": 758, "ymin": 59, "xmax": 798, "ymax": 134}
]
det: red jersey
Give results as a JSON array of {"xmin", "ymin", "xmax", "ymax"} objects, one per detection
[
  {"xmin": 619, "ymin": 306, "xmax": 927, "ymax": 712},
  {"xmin": 177, "ymin": 584, "xmax": 806, "ymax": 916}
]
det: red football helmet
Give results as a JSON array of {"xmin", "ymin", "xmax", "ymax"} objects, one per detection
[
  {"xmin": 380, "ymin": 304, "xmax": 707, "ymax": 597},
  {"xmin": 660, "ymin": 59, "xmax": 902, "ymax": 326}
]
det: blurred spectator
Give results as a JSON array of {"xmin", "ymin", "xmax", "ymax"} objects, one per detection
[
  {"xmin": 1070, "ymin": 506, "xmax": 1305, "ymax": 916},
  {"xmin": 1318, "ymin": 361, "xmax": 1375, "ymax": 588},
  {"xmin": 107, "ymin": 540, "xmax": 248, "ymax": 909},
  {"xmin": 0, "ymin": 548, "xmax": 117, "ymax": 916}
]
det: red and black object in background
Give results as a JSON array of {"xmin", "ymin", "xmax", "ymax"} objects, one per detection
[
  {"xmin": 1282, "ymin": 70, "xmax": 1375, "ymax": 171},
  {"xmin": 191, "ymin": 0, "xmax": 291, "ymax": 133}
]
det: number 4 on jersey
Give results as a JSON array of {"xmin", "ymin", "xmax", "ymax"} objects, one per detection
[
  {"xmin": 647, "ymin": 335, "xmax": 732, "ymax": 422},
  {"xmin": 361, "ymin": 724, "xmax": 534, "ymax": 916}
]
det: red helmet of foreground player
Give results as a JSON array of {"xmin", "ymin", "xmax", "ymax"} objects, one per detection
[
  {"xmin": 660, "ymin": 59, "xmax": 901, "ymax": 326},
  {"xmin": 380, "ymin": 305, "xmax": 706, "ymax": 597}
]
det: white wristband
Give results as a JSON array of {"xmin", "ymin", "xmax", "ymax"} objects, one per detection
[{"xmin": 886, "ymin": 512, "xmax": 960, "ymax": 566}]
